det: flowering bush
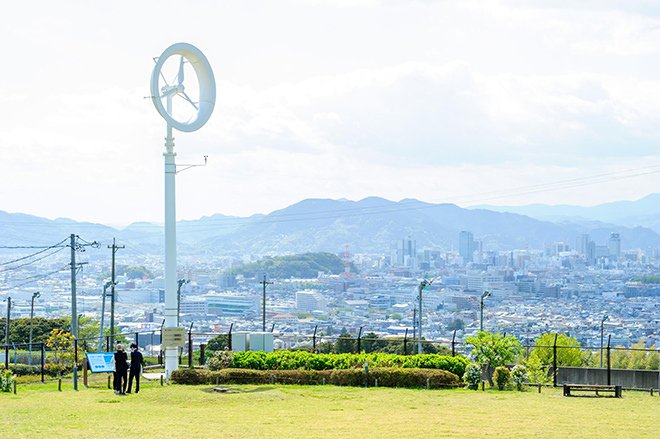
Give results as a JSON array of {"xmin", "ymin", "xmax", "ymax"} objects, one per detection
[
  {"xmin": 511, "ymin": 365, "xmax": 527, "ymax": 391},
  {"xmin": 1, "ymin": 369, "xmax": 14, "ymax": 392},
  {"xmin": 207, "ymin": 350, "xmax": 234, "ymax": 371},
  {"xmin": 493, "ymin": 366, "xmax": 511, "ymax": 390},
  {"xmin": 462, "ymin": 363, "xmax": 481, "ymax": 390}
]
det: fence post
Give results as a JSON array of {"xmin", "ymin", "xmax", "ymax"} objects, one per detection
[
  {"xmin": 188, "ymin": 326, "xmax": 193, "ymax": 369},
  {"xmin": 41, "ymin": 343, "xmax": 45, "ymax": 382},
  {"xmin": 451, "ymin": 330, "xmax": 456, "ymax": 357},
  {"xmin": 228, "ymin": 323, "xmax": 233, "ymax": 351},
  {"xmin": 553, "ymin": 333, "xmax": 558, "ymax": 388},
  {"xmin": 106, "ymin": 335, "xmax": 110, "ymax": 353},
  {"xmin": 135, "ymin": 332, "xmax": 139, "ymax": 348},
  {"xmin": 607, "ymin": 335, "xmax": 612, "ymax": 386},
  {"xmin": 403, "ymin": 328, "xmax": 408, "ymax": 356},
  {"xmin": 199, "ymin": 344, "xmax": 206, "ymax": 366},
  {"xmin": 83, "ymin": 356, "xmax": 88, "ymax": 387},
  {"xmin": 313, "ymin": 325, "xmax": 317, "ymax": 354},
  {"xmin": 356, "ymin": 327, "xmax": 363, "ymax": 354}
]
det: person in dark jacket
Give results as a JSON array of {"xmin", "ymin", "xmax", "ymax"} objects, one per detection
[
  {"xmin": 127, "ymin": 343, "xmax": 144, "ymax": 394},
  {"xmin": 113, "ymin": 344, "xmax": 129, "ymax": 395}
]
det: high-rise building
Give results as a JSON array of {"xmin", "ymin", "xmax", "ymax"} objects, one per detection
[
  {"xmin": 459, "ymin": 231, "xmax": 474, "ymax": 263},
  {"xmin": 396, "ymin": 238, "xmax": 417, "ymax": 267},
  {"xmin": 609, "ymin": 232, "xmax": 621, "ymax": 259}
]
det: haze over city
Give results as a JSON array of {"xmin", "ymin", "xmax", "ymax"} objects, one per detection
[{"xmin": 3, "ymin": 1, "xmax": 660, "ymax": 227}]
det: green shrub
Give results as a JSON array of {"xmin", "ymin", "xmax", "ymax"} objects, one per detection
[
  {"xmin": 493, "ymin": 366, "xmax": 511, "ymax": 390},
  {"xmin": 462, "ymin": 363, "xmax": 481, "ymax": 390},
  {"xmin": 228, "ymin": 351, "xmax": 468, "ymax": 376},
  {"xmin": 1, "ymin": 370, "xmax": 14, "ymax": 392},
  {"xmin": 511, "ymin": 365, "xmax": 527, "ymax": 391},
  {"xmin": 8, "ymin": 364, "xmax": 41, "ymax": 376},
  {"xmin": 207, "ymin": 351, "xmax": 233, "ymax": 371},
  {"xmin": 171, "ymin": 367, "xmax": 460, "ymax": 389},
  {"xmin": 170, "ymin": 368, "xmax": 211, "ymax": 385}
]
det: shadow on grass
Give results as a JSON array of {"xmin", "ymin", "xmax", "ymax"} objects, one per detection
[{"xmin": 201, "ymin": 386, "xmax": 277, "ymax": 394}]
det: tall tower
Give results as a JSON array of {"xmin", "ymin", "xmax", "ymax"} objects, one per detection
[
  {"xmin": 609, "ymin": 232, "xmax": 621, "ymax": 260},
  {"xmin": 459, "ymin": 231, "xmax": 474, "ymax": 263},
  {"xmin": 342, "ymin": 243, "xmax": 352, "ymax": 278}
]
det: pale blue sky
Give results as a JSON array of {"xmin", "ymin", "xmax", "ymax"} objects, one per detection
[{"xmin": 2, "ymin": 0, "xmax": 660, "ymax": 225}]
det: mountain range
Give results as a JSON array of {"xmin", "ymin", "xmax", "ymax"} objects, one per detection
[{"xmin": 2, "ymin": 196, "xmax": 660, "ymax": 257}]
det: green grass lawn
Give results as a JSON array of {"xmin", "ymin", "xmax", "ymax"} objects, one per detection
[{"xmin": 2, "ymin": 376, "xmax": 659, "ymax": 438}]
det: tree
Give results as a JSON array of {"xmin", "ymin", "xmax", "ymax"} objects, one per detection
[
  {"xmin": 206, "ymin": 334, "xmax": 230, "ymax": 352},
  {"xmin": 335, "ymin": 332, "xmax": 355, "ymax": 354},
  {"xmin": 612, "ymin": 345, "xmax": 629, "ymax": 369},
  {"xmin": 0, "ymin": 318, "xmax": 68, "ymax": 345},
  {"xmin": 465, "ymin": 331, "xmax": 521, "ymax": 385},
  {"xmin": 362, "ymin": 332, "xmax": 386, "ymax": 353},
  {"xmin": 531, "ymin": 333, "xmax": 582, "ymax": 367},
  {"xmin": 446, "ymin": 318, "xmax": 465, "ymax": 332},
  {"xmin": 390, "ymin": 313, "xmax": 403, "ymax": 321},
  {"xmin": 629, "ymin": 338, "xmax": 649, "ymax": 370},
  {"xmin": 44, "ymin": 329, "xmax": 82, "ymax": 377}
]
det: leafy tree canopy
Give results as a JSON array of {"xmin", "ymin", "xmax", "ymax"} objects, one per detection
[
  {"xmin": 97, "ymin": 265, "xmax": 154, "ymax": 281},
  {"xmin": 227, "ymin": 252, "xmax": 351, "ymax": 279},
  {"xmin": 531, "ymin": 333, "xmax": 582, "ymax": 367},
  {"xmin": 465, "ymin": 331, "xmax": 521, "ymax": 368}
]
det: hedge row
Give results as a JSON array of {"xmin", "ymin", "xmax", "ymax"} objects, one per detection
[
  {"xmin": 171, "ymin": 367, "xmax": 461, "ymax": 389},
  {"xmin": 229, "ymin": 351, "xmax": 469, "ymax": 377}
]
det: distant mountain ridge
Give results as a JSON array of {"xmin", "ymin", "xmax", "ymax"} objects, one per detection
[
  {"xmin": 473, "ymin": 193, "xmax": 660, "ymax": 234},
  {"xmin": 1, "ymin": 196, "xmax": 659, "ymax": 257}
]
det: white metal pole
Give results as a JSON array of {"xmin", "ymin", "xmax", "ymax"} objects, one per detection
[{"xmin": 164, "ymin": 96, "xmax": 178, "ymax": 380}]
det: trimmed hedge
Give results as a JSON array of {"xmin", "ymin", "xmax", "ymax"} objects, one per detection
[
  {"xmin": 171, "ymin": 367, "xmax": 461, "ymax": 389},
  {"xmin": 229, "ymin": 351, "xmax": 469, "ymax": 377}
]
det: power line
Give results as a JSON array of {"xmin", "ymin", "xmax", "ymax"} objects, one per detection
[
  {"xmin": 0, "ymin": 247, "xmax": 66, "ymax": 273},
  {"xmin": 0, "ymin": 237, "xmax": 69, "ymax": 266},
  {"xmin": 0, "ymin": 266, "xmax": 69, "ymax": 292}
]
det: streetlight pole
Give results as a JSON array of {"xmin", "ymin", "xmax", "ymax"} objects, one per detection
[
  {"xmin": 99, "ymin": 281, "xmax": 115, "ymax": 352},
  {"xmin": 480, "ymin": 291, "xmax": 491, "ymax": 332},
  {"xmin": 29, "ymin": 292, "xmax": 40, "ymax": 365},
  {"xmin": 600, "ymin": 315, "xmax": 609, "ymax": 368}
]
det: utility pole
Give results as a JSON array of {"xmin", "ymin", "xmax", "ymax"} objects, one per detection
[
  {"xmin": 108, "ymin": 238, "xmax": 124, "ymax": 348},
  {"xmin": 29, "ymin": 292, "xmax": 40, "ymax": 365},
  {"xmin": 5, "ymin": 297, "xmax": 11, "ymax": 347},
  {"xmin": 70, "ymin": 234, "xmax": 78, "ymax": 339},
  {"xmin": 259, "ymin": 274, "xmax": 273, "ymax": 332},
  {"xmin": 480, "ymin": 291, "xmax": 491, "ymax": 332}
]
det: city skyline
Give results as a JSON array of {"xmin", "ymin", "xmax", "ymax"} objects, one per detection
[{"xmin": 4, "ymin": 2, "xmax": 660, "ymax": 226}]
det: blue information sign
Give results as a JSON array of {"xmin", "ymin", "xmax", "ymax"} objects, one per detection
[{"xmin": 86, "ymin": 353, "xmax": 115, "ymax": 373}]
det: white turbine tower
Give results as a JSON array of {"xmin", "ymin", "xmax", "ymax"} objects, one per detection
[{"xmin": 150, "ymin": 43, "xmax": 215, "ymax": 379}]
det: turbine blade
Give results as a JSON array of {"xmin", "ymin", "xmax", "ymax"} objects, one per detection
[
  {"xmin": 178, "ymin": 56, "xmax": 184, "ymax": 85},
  {"xmin": 179, "ymin": 91, "xmax": 198, "ymax": 110}
]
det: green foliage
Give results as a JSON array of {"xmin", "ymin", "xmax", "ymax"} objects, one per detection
[
  {"xmin": 173, "ymin": 367, "xmax": 461, "ymax": 388},
  {"xmin": 523, "ymin": 355, "xmax": 551, "ymax": 385},
  {"xmin": 630, "ymin": 275, "xmax": 660, "ymax": 284},
  {"xmin": 608, "ymin": 339, "xmax": 660, "ymax": 370},
  {"xmin": 226, "ymin": 351, "xmax": 469, "ymax": 377},
  {"xmin": 98, "ymin": 265, "xmax": 153, "ymax": 281},
  {"xmin": 531, "ymin": 333, "xmax": 582, "ymax": 367},
  {"xmin": 226, "ymin": 252, "xmax": 349, "ymax": 279},
  {"xmin": 446, "ymin": 318, "xmax": 465, "ymax": 331},
  {"xmin": 335, "ymin": 333, "xmax": 355, "ymax": 354},
  {"xmin": 44, "ymin": 329, "xmax": 83, "ymax": 377},
  {"xmin": 463, "ymin": 363, "xmax": 481, "ymax": 390},
  {"xmin": 511, "ymin": 365, "xmax": 527, "ymax": 391},
  {"xmin": 296, "ymin": 312, "xmax": 314, "ymax": 320},
  {"xmin": 206, "ymin": 334, "xmax": 230, "ymax": 353},
  {"xmin": 8, "ymin": 364, "xmax": 41, "ymax": 376},
  {"xmin": 1, "ymin": 369, "xmax": 14, "ymax": 392},
  {"xmin": 465, "ymin": 331, "xmax": 521, "ymax": 368},
  {"xmin": 390, "ymin": 313, "xmax": 403, "ymax": 321},
  {"xmin": 362, "ymin": 332, "xmax": 387, "ymax": 353},
  {"xmin": 0, "ymin": 317, "xmax": 68, "ymax": 345},
  {"xmin": 207, "ymin": 350, "xmax": 234, "ymax": 371},
  {"xmin": 493, "ymin": 366, "xmax": 511, "ymax": 390}
]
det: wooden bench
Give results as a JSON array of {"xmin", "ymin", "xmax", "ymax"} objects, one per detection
[{"xmin": 563, "ymin": 384, "xmax": 621, "ymax": 398}]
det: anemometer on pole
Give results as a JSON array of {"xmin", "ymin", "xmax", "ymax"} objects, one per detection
[{"xmin": 150, "ymin": 43, "xmax": 216, "ymax": 380}]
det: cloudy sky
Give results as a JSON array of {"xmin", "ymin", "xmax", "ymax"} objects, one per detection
[{"xmin": 3, "ymin": 0, "xmax": 660, "ymax": 226}]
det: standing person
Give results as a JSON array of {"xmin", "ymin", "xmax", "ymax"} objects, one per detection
[
  {"xmin": 114, "ymin": 344, "xmax": 129, "ymax": 395},
  {"xmin": 127, "ymin": 343, "xmax": 144, "ymax": 394}
]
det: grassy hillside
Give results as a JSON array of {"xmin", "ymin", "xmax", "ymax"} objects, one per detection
[{"xmin": 2, "ymin": 377, "xmax": 659, "ymax": 438}]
